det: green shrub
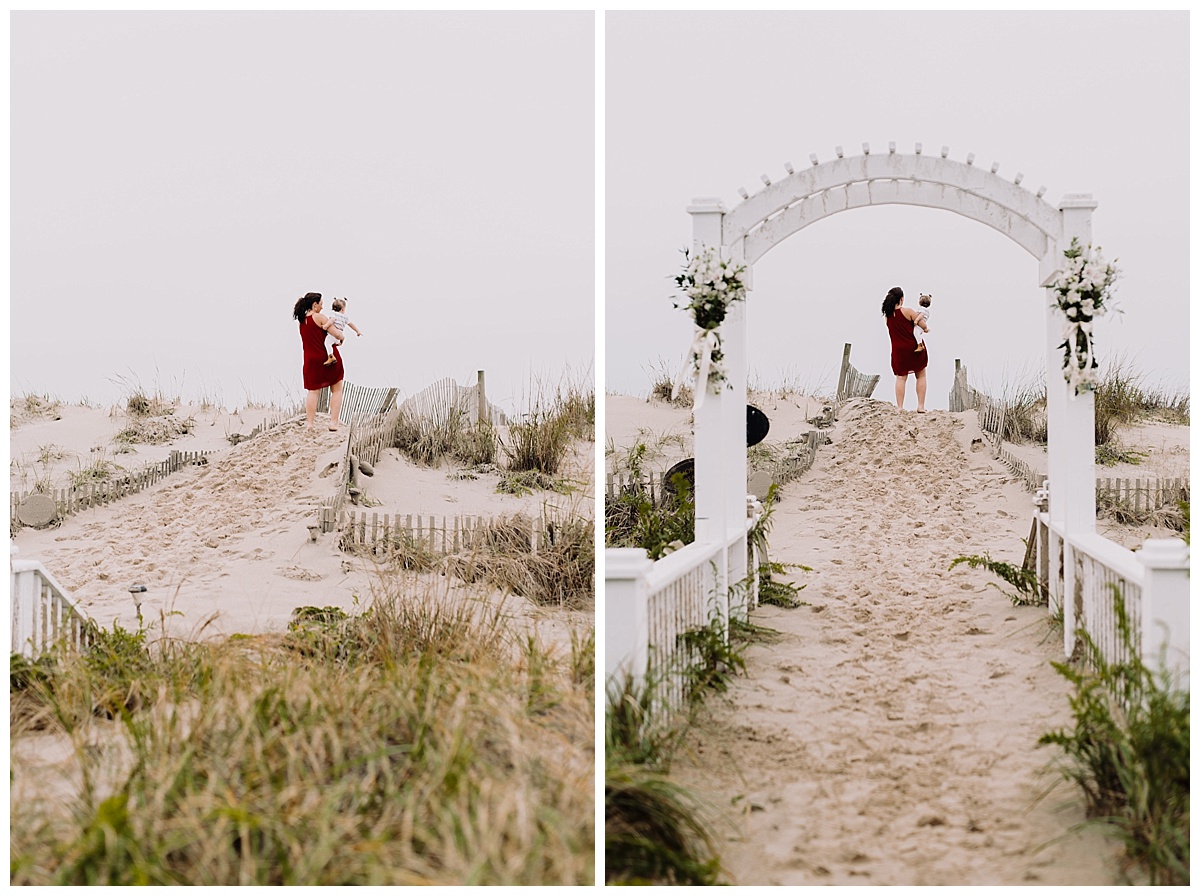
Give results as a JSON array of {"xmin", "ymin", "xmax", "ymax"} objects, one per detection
[
  {"xmin": 605, "ymin": 474, "xmax": 695, "ymax": 561},
  {"xmin": 749, "ymin": 484, "xmax": 810, "ymax": 606},
  {"xmin": 949, "ymin": 552, "xmax": 1042, "ymax": 606},
  {"xmin": 604, "ymin": 673, "xmax": 721, "ymax": 885},
  {"xmin": 504, "ymin": 409, "xmax": 572, "ymax": 475},
  {"xmin": 679, "ymin": 616, "xmax": 746, "ymax": 701},
  {"xmin": 1039, "ymin": 587, "xmax": 1189, "ymax": 884}
]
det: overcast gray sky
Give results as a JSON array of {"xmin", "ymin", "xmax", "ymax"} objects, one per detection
[
  {"xmin": 605, "ymin": 11, "xmax": 1189, "ymax": 410},
  {"xmin": 11, "ymin": 11, "xmax": 594, "ymax": 413}
]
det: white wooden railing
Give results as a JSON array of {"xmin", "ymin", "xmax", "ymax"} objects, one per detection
[
  {"xmin": 10, "ymin": 544, "xmax": 93, "ymax": 658},
  {"xmin": 1030, "ymin": 497, "xmax": 1189, "ymax": 688},
  {"xmin": 606, "ymin": 503, "xmax": 759, "ymax": 715}
]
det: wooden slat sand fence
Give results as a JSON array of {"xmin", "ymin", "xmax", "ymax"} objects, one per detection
[
  {"xmin": 239, "ymin": 410, "xmax": 296, "ymax": 442},
  {"xmin": 995, "ymin": 446, "xmax": 1045, "ymax": 491},
  {"xmin": 10, "ymin": 449, "xmax": 211, "ymax": 530},
  {"xmin": 316, "ymin": 381, "xmax": 399, "ymax": 425},
  {"xmin": 316, "ymin": 407, "xmax": 403, "ymax": 534},
  {"xmin": 995, "ymin": 445, "xmax": 1187, "ymax": 517},
  {"xmin": 10, "ymin": 546, "xmax": 94, "ymax": 658},
  {"xmin": 948, "ymin": 359, "xmax": 985, "ymax": 412},
  {"xmin": 605, "ymin": 472, "xmax": 667, "ymax": 506},
  {"xmin": 836, "ymin": 343, "xmax": 880, "ymax": 401},
  {"xmin": 976, "ymin": 393, "xmax": 1007, "ymax": 457},
  {"xmin": 1096, "ymin": 477, "xmax": 1189, "ymax": 517},
  {"xmin": 338, "ymin": 508, "xmax": 564, "ymax": 558},
  {"xmin": 605, "ymin": 431, "xmax": 824, "ymax": 511},
  {"xmin": 772, "ymin": 430, "xmax": 823, "ymax": 485},
  {"xmin": 398, "ymin": 371, "xmax": 511, "ymax": 426}
]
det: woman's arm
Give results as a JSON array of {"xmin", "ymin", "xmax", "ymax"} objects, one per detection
[
  {"xmin": 312, "ymin": 312, "xmax": 345, "ymax": 341},
  {"xmin": 902, "ymin": 306, "xmax": 930, "ymax": 332}
]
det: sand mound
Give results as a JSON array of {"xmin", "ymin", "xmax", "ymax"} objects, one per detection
[
  {"xmin": 17, "ymin": 420, "xmax": 346, "ymax": 630},
  {"xmin": 16, "ymin": 408, "xmax": 594, "ymax": 643}
]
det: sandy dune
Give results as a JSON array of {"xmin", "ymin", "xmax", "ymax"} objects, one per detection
[
  {"xmin": 605, "ymin": 391, "xmax": 1185, "ymax": 885},
  {"xmin": 11, "ymin": 400, "xmax": 593, "ymax": 646}
]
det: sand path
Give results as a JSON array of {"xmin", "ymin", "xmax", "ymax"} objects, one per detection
[{"xmin": 674, "ymin": 399, "xmax": 1124, "ymax": 886}]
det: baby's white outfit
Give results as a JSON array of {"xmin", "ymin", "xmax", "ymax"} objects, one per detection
[
  {"xmin": 914, "ymin": 306, "xmax": 930, "ymax": 349},
  {"xmin": 329, "ymin": 311, "xmax": 350, "ymax": 347}
]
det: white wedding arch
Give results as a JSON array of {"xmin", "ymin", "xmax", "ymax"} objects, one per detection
[{"xmin": 607, "ymin": 142, "xmax": 1188, "ymax": 700}]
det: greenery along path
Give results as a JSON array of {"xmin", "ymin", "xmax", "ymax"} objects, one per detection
[{"xmin": 676, "ymin": 399, "xmax": 1124, "ymax": 886}]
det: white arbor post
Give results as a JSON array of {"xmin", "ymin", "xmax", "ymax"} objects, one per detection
[
  {"xmin": 1042, "ymin": 194, "xmax": 1097, "ymax": 656},
  {"xmin": 688, "ymin": 198, "xmax": 733, "ymax": 629},
  {"xmin": 1052, "ymin": 194, "xmax": 1099, "ymax": 535},
  {"xmin": 722, "ymin": 248, "xmax": 750, "ymax": 606},
  {"xmin": 604, "ymin": 548, "xmax": 653, "ymax": 685},
  {"xmin": 1140, "ymin": 538, "xmax": 1190, "ymax": 690},
  {"xmin": 688, "ymin": 198, "xmax": 727, "ymax": 546}
]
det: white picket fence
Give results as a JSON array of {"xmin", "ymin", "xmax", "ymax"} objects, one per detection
[
  {"xmin": 956, "ymin": 359, "xmax": 1190, "ymax": 684},
  {"xmin": 10, "ymin": 545, "xmax": 93, "ymax": 658},
  {"xmin": 607, "ymin": 504, "xmax": 760, "ymax": 717},
  {"xmin": 1026, "ymin": 499, "xmax": 1189, "ymax": 687}
]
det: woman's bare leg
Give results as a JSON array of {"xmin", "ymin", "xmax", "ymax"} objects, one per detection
[
  {"xmin": 305, "ymin": 389, "xmax": 318, "ymax": 429},
  {"xmin": 894, "ymin": 375, "xmax": 907, "ymax": 410},
  {"xmin": 329, "ymin": 380, "xmax": 344, "ymax": 430},
  {"xmin": 915, "ymin": 368, "xmax": 928, "ymax": 411}
]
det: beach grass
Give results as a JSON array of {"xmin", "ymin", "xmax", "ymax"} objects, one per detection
[
  {"xmin": 10, "ymin": 581, "xmax": 595, "ymax": 885},
  {"xmin": 990, "ymin": 359, "xmax": 1189, "ymax": 449},
  {"xmin": 1039, "ymin": 587, "xmax": 1189, "ymax": 885},
  {"xmin": 604, "ymin": 673, "xmax": 722, "ymax": 885}
]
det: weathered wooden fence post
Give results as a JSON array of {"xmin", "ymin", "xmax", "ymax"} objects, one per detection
[
  {"xmin": 477, "ymin": 370, "xmax": 487, "ymax": 424},
  {"xmin": 836, "ymin": 343, "xmax": 852, "ymax": 402},
  {"xmin": 605, "ymin": 548, "xmax": 653, "ymax": 687}
]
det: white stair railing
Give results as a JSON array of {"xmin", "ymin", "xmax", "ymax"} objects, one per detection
[{"xmin": 10, "ymin": 544, "xmax": 93, "ymax": 658}]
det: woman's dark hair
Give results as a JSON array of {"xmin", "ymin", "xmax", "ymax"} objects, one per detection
[
  {"xmin": 881, "ymin": 286, "xmax": 904, "ymax": 317},
  {"xmin": 292, "ymin": 292, "xmax": 322, "ymax": 321}
]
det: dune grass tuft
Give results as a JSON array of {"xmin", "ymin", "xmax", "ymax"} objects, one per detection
[
  {"xmin": 604, "ymin": 673, "xmax": 722, "ymax": 885},
  {"xmin": 1039, "ymin": 586, "xmax": 1189, "ymax": 885},
  {"xmin": 10, "ymin": 583, "xmax": 594, "ymax": 885}
]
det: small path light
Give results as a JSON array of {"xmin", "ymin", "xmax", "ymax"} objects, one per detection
[{"xmin": 130, "ymin": 583, "xmax": 147, "ymax": 624}]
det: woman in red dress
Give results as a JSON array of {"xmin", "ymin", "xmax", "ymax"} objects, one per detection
[
  {"xmin": 292, "ymin": 292, "xmax": 345, "ymax": 431},
  {"xmin": 882, "ymin": 286, "xmax": 930, "ymax": 412}
]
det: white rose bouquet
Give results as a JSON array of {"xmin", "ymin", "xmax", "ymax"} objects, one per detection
[
  {"xmin": 1049, "ymin": 237, "xmax": 1120, "ymax": 396},
  {"xmin": 671, "ymin": 246, "xmax": 748, "ymax": 407}
]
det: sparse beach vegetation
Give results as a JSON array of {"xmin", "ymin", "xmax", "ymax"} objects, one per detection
[
  {"xmin": 992, "ymin": 359, "xmax": 1189, "ymax": 450},
  {"xmin": 67, "ymin": 457, "xmax": 125, "ymax": 490},
  {"xmin": 1039, "ymin": 587, "xmax": 1189, "ymax": 885},
  {"xmin": 604, "ymin": 472, "xmax": 695, "ymax": 561},
  {"xmin": 604, "ymin": 672, "xmax": 722, "ymax": 885},
  {"xmin": 10, "ymin": 584, "xmax": 594, "ymax": 885},
  {"xmin": 646, "ymin": 357, "xmax": 693, "ymax": 407}
]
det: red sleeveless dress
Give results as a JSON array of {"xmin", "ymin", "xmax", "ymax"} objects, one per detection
[
  {"xmin": 886, "ymin": 309, "xmax": 928, "ymax": 376},
  {"xmin": 300, "ymin": 313, "xmax": 344, "ymax": 391}
]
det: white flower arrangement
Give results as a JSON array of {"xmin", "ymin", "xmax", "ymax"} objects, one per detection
[
  {"xmin": 671, "ymin": 246, "xmax": 748, "ymax": 407},
  {"xmin": 1049, "ymin": 237, "xmax": 1120, "ymax": 397}
]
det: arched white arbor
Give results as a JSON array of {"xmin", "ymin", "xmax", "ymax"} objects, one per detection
[
  {"xmin": 606, "ymin": 143, "xmax": 1188, "ymax": 699},
  {"xmin": 687, "ymin": 143, "xmax": 1097, "ymax": 576}
]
